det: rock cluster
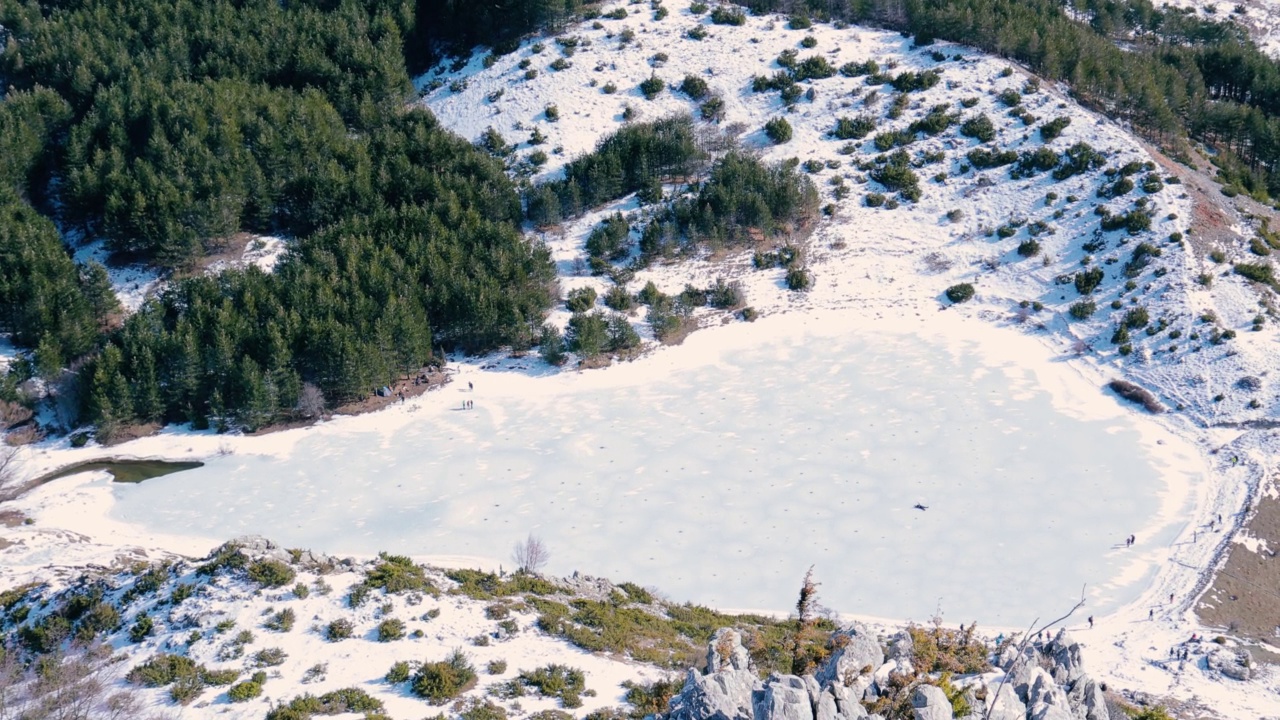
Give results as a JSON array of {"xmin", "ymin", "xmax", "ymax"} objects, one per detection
[{"xmin": 668, "ymin": 627, "xmax": 1111, "ymax": 720}]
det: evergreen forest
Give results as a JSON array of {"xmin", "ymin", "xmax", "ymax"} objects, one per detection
[{"xmin": 4, "ymin": 0, "xmax": 1280, "ymax": 435}]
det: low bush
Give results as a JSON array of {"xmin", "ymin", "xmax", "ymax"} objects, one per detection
[
  {"xmin": 413, "ymin": 649, "xmax": 478, "ymax": 704},
  {"xmin": 265, "ymin": 608, "xmax": 295, "ymax": 633},
  {"xmin": 710, "ymin": 6, "xmax": 745, "ymax": 24},
  {"xmin": 128, "ymin": 653, "xmax": 202, "ymax": 687},
  {"xmin": 640, "ymin": 75, "xmax": 665, "ymax": 99},
  {"xmin": 1039, "ymin": 116, "xmax": 1071, "ymax": 142},
  {"xmin": 228, "ymin": 680, "xmax": 263, "ymax": 702},
  {"xmin": 520, "ymin": 665, "xmax": 586, "ymax": 708},
  {"xmin": 1074, "ymin": 267, "xmax": 1104, "ymax": 295},
  {"xmin": 764, "ymin": 117, "xmax": 792, "ymax": 144},
  {"xmin": 959, "ymin": 114, "xmax": 996, "ymax": 143},
  {"xmin": 1069, "ymin": 300, "xmax": 1096, "ymax": 320},
  {"xmin": 379, "ymin": 618, "xmax": 406, "ymax": 642},
  {"xmin": 265, "ymin": 688, "xmax": 384, "ymax": 720},
  {"xmin": 832, "ymin": 116, "xmax": 876, "ymax": 140},
  {"xmin": 326, "ymin": 619, "xmax": 354, "ymax": 642},
  {"xmin": 253, "ymin": 647, "xmax": 288, "ymax": 667},
  {"xmin": 679, "ymin": 75, "xmax": 709, "ymax": 100},
  {"xmin": 785, "ymin": 267, "xmax": 813, "ymax": 291},
  {"xmin": 386, "ymin": 661, "xmax": 412, "ymax": 683},
  {"xmin": 247, "ymin": 559, "xmax": 296, "ymax": 589},
  {"xmin": 945, "ymin": 283, "xmax": 975, "ymax": 303},
  {"xmin": 1016, "ymin": 239, "xmax": 1040, "ymax": 257},
  {"xmin": 565, "ymin": 287, "xmax": 598, "ymax": 312}
]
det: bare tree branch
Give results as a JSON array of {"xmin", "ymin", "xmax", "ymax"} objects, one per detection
[{"xmin": 983, "ymin": 584, "xmax": 1087, "ymax": 720}]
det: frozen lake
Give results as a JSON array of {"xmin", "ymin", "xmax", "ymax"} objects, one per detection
[{"xmin": 109, "ymin": 314, "xmax": 1195, "ymax": 624}]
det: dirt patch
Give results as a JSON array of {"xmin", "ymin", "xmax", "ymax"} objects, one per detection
[
  {"xmin": 0, "ymin": 509, "xmax": 26, "ymax": 527},
  {"xmin": 1196, "ymin": 493, "xmax": 1280, "ymax": 647},
  {"xmin": 331, "ymin": 366, "xmax": 450, "ymax": 417}
]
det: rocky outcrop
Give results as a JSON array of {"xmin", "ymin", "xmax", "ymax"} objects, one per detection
[
  {"xmin": 669, "ymin": 629, "xmax": 761, "ymax": 720},
  {"xmin": 753, "ymin": 675, "xmax": 815, "ymax": 720},
  {"xmin": 910, "ymin": 685, "xmax": 952, "ymax": 720},
  {"xmin": 1206, "ymin": 646, "xmax": 1252, "ymax": 681},
  {"xmin": 671, "ymin": 624, "xmax": 1117, "ymax": 720},
  {"xmin": 816, "ymin": 624, "xmax": 886, "ymax": 688}
]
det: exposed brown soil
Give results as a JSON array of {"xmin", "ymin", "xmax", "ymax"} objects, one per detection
[
  {"xmin": 1196, "ymin": 493, "xmax": 1280, "ymax": 649},
  {"xmin": 329, "ymin": 365, "xmax": 450, "ymax": 417}
]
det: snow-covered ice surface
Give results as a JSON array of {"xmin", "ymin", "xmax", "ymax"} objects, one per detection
[
  {"xmin": 88, "ymin": 312, "xmax": 1201, "ymax": 624},
  {"xmin": 8, "ymin": 1, "xmax": 1280, "ymax": 715}
]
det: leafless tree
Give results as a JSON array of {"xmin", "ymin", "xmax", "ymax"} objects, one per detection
[
  {"xmin": 0, "ymin": 643, "xmax": 174, "ymax": 720},
  {"xmin": 512, "ymin": 533, "xmax": 551, "ymax": 575},
  {"xmin": 295, "ymin": 383, "xmax": 326, "ymax": 419},
  {"xmin": 0, "ymin": 444, "xmax": 20, "ymax": 492}
]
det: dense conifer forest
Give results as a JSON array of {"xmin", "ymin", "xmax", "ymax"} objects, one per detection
[{"xmin": 4, "ymin": 0, "xmax": 1280, "ymax": 435}]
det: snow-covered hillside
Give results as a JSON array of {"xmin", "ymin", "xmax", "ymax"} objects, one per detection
[
  {"xmin": 1164, "ymin": 0, "xmax": 1280, "ymax": 57},
  {"xmin": 418, "ymin": 0, "xmax": 1280, "ymax": 430}
]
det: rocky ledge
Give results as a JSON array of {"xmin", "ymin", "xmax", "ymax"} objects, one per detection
[{"xmin": 669, "ymin": 626, "xmax": 1112, "ymax": 720}]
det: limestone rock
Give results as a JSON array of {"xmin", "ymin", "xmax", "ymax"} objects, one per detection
[
  {"xmin": 815, "ymin": 687, "xmax": 840, "ymax": 720},
  {"xmin": 1026, "ymin": 668, "xmax": 1073, "ymax": 720},
  {"xmin": 669, "ymin": 667, "xmax": 760, "ymax": 720},
  {"xmin": 887, "ymin": 630, "xmax": 914, "ymax": 665},
  {"xmin": 1047, "ymin": 630, "xmax": 1086, "ymax": 686},
  {"xmin": 1207, "ymin": 647, "xmax": 1252, "ymax": 681},
  {"xmin": 669, "ymin": 631, "xmax": 760, "ymax": 720},
  {"xmin": 817, "ymin": 624, "xmax": 885, "ymax": 688},
  {"xmin": 753, "ymin": 674, "xmax": 815, "ymax": 720},
  {"xmin": 911, "ymin": 685, "xmax": 953, "ymax": 720},
  {"xmin": 1065, "ymin": 675, "xmax": 1109, "ymax": 720},
  {"xmin": 982, "ymin": 682, "xmax": 1027, "ymax": 720},
  {"xmin": 708, "ymin": 628, "xmax": 753, "ymax": 674}
]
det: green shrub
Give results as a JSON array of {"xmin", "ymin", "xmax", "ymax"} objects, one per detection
[
  {"xmin": 639, "ymin": 75, "xmax": 665, "ymax": 99},
  {"xmin": 997, "ymin": 88, "xmax": 1021, "ymax": 107},
  {"xmin": 710, "ymin": 6, "xmax": 745, "ymax": 25},
  {"xmin": 128, "ymin": 653, "xmax": 202, "ymax": 687},
  {"xmin": 785, "ymin": 267, "xmax": 812, "ymax": 291},
  {"xmin": 129, "ymin": 614, "xmax": 155, "ymax": 643},
  {"xmin": 945, "ymin": 283, "xmax": 975, "ymax": 303},
  {"xmin": 764, "ymin": 117, "xmax": 792, "ymax": 144},
  {"xmin": 1069, "ymin": 300, "xmax": 1096, "ymax": 320},
  {"xmin": 266, "ymin": 608, "xmax": 295, "ymax": 632},
  {"xmin": 679, "ymin": 75, "xmax": 709, "ymax": 100},
  {"xmin": 1016, "ymin": 239, "xmax": 1041, "ymax": 257},
  {"xmin": 832, "ymin": 116, "xmax": 875, "ymax": 140},
  {"xmin": 565, "ymin": 287, "xmax": 598, "ymax": 312},
  {"xmin": 363, "ymin": 553, "xmax": 434, "ymax": 594},
  {"xmin": 253, "ymin": 647, "xmax": 288, "ymax": 667},
  {"xmin": 378, "ymin": 618, "xmax": 406, "ymax": 642},
  {"xmin": 544, "ymin": 104, "xmax": 560, "ymax": 121},
  {"xmin": 1074, "ymin": 267, "xmax": 1105, "ymax": 295},
  {"xmin": 959, "ymin": 114, "xmax": 996, "ymax": 142},
  {"xmin": 412, "ymin": 649, "xmax": 478, "ymax": 704},
  {"xmin": 488, "ymin": 659, "xmax": 509, "ymax": 675},
  {"xmin": 687, "ymin": 24, "xmax": 709, "ymax": 40},
  {"xmin": 169, "ymin": 675, "xmax": 203, "ymax": 705},
  {"xmin": 326, "ymin": 618, "xmax": 354, "ymax": 642},
  {"xmin": 266, "ymin": 688, "xmax": 384, "ymax": 720},
  {"xmin": 1124, "ymin": 306, "xmax": 1150, "ymax": 329},
  {"xmin": 228, "ymin": 680, "xmax": 263, "ymax": 702},
  {"xmin": 247, "ymin": 559, "xmax": 296, "ymax": 588},
  {"xmin": 1039, "ymin": 116, "xmax": 1071, "ymax": 142},
  {"xmin": 386, "ymin": 661, "xmax": 412, "ymax": 683},
  {"xmin": 519, "ymin": 664, "xmax": 586, "ymax": 708}
]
